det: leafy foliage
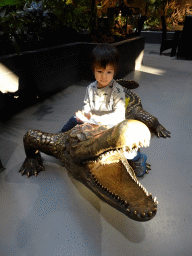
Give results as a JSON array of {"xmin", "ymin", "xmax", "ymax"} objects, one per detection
[
  {"xmin": 165, "ymin": 0, "xmax": 192, "ymax": 29},
  {"xmin": 40, "ymin": 0, "xmax": 92, "ymax": 32},
  {"xmin": 0, "ymin": 0, "xmax": 95, "ymax": 55},
  {"xmin": 143, "ymin": 0, "xmax": 192, "ymax": 30},
  {"xmin": 144, "ymin": 0, "xmax": 165, "ymax": 30},
  {"xmin": 0, "ymin": 0, "xmax": 26, "ymax": 6}
]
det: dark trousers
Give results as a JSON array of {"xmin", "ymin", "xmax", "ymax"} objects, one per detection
[{"xmin": 60, "ymin": 116, "xmax": 83, "ymax": 133}]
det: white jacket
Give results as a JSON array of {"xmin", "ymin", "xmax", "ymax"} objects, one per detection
[{"xmin": 82, "ymin": 79, "xmax": 125, "ymax": 126}]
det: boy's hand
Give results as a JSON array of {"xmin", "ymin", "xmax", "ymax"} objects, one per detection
[
  {"xmin": 84, "ymin": 112, "xmax": 91, "ymax": 120},
  {"xmin": 75, "ymin": 111, "xmax": 90, "ymax": 122},
  {"xmin": 76, "ymin": 111, "xmax": 102, "ymax": 125}
]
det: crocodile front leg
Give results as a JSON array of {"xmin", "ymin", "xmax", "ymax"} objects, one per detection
[
  {"xmin": 19, "ymin": 130, "xmax": 65, "ymax": 177},
  {"xmin": 126, "ymin": 105, "xmax": 171, "ymax": 138},
  {"xmin": 124, "ymin": 89, "xmax": 171, "ymax": 138}
]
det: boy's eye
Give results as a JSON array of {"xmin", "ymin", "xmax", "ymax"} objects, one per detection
[{"xmin": 96, "ymin": 69, "xmax": 114, "ymax": 74}]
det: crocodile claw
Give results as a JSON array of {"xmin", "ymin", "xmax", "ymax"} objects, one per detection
[
  {"xmin": 156, "ymin": 124, "xmax": 171, "ymax": 138},
  {"xmin": 19, "ymin": 152, "xmax": 44, "ymax": 177},
  {"xmin": 146, "ymin": 163, "xmax": 151, "ymax": 170},
  {"xmin": 145, "ymin": 163, "xmax": 151, "ymax": 174}
]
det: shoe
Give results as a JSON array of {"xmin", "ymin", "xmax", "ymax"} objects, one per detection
[{"xmin": 129, "ymin": 153, "xmax": 148, "ymax": 177}]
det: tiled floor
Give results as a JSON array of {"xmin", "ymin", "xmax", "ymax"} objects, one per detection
[{"xmin": 0, "ymin": 44, "xmax": 192, "ymax": 256}]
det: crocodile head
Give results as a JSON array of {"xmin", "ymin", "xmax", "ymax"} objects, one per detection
[{"xmin": 63, "ymin": 119, "xmax": 158, "ymax": 222}]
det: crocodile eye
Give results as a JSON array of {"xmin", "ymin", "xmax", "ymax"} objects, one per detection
[{"xmin": 77, "ymin": 133, "xmax": 87, "ymax": 141}]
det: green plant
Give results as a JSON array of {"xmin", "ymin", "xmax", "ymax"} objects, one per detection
[
  {"xmin": 42, "ymin": 0, "xmax": 92, "ymax": 32},
  {"xmin": 1, "ymin": 0, "xmax": 93, "ymax": 33},
  {"xmin": 71, "ymin": 0, "xmax": 92, "ymax": 32},
  {"xmin": 165, "ymin": 0, "xmax": 192, "ymax": 30},
  {"xmin": 144, "ymin": 0, "xmax": 165, "ymax": 30},
  {"xmin": 0, "ymin": 0, "xmax": 96, "ymax": 55},
  {"xmin": 0, "ymin": 0, "xmax": 26, "ymax": 6}
]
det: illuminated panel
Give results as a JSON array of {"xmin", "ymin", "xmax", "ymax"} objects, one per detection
[{"xmin": 0, "ymin": 63, "xmax": 19, "ymax": 93}]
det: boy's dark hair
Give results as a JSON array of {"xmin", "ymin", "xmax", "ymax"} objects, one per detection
[{"xmin": 92, "ymin": 44, "xmax": 120, "ymax": 75}]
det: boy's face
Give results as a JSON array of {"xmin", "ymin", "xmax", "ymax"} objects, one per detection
[{"xmin": 94, "ymin": 64, "xmax": 115, "ymax": 88}]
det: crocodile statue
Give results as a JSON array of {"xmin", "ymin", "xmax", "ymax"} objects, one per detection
[{"xmin": 19, "ymin": 82, "xmax": 171, "ymax": 222}]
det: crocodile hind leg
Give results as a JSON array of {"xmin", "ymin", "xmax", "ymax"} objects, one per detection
[
  {"xmin": 19, "ymin": 150, "xmax": 45, "ymax": 177},
  {"xmin": 19, "ymin": 129, "xmax": 61, "ymax": 177}
]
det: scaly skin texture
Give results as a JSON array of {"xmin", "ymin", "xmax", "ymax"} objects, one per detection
[{"xmin": 19, "ymin": 81, "xmax": 170, "ymax": 222}]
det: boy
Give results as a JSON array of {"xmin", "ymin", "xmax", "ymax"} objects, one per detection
[{"xmin": 60, "ymin": 44, "xmax": 147, "ymax": 177}]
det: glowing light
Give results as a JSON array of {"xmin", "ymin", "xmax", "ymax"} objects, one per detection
[
  {"xmin": 136, "ymin": 64, "xmax": 166, "ymax": 75},
  {"xmin": 135, "ymin": 50, "xmax": 144, "ymax": 70},
  {"xmin": 0, "ymin": 63, "xmax": 19, "ymax": 93}
]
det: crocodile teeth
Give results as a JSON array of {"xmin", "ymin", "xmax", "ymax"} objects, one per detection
[
  {"xmin": 153, "ymin": 197, "xmax": 157, "ymax": 202},
  {"xmin": 120, "ymin": 199, "xmax": 124, "ymax": 204},
  {"xmin": 124, "ymin": 201, "xmax": 129, "ymax": 207},
  {"xmin": 148, "ymin": 193, "xmax": 153, "ymax": 199},
  {"xmin": 114, "ymin": 194, "xmax": 118, "ymax": 199},
  {"xmin": 141, "ymin": 212, "xmax": 146, "ymax": 218},
  {"xmin": 153, "ymin": 208, "xmax": 157, "ymax": 213}
]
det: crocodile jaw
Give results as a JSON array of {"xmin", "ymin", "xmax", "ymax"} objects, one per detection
[
  {"xmin": 67, "ymin": 120, "xmax": 157, "ymax": 222},
  {"xmin": 80, "ymin": 150, "xmax": 157, "ymax": 222}
]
